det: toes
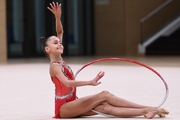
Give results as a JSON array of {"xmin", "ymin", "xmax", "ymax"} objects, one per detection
[
  {"xmin": 158, "ymin": 113, "xmax": 166, "ymax": 118},
  {"xmin": 158, "ymin": 108, "xmax": 169, "ymax": 115}
]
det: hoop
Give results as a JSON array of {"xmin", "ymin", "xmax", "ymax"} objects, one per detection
[{"xmin": 75, "ymin": 58, "xmax": 169, "ymax": 109}]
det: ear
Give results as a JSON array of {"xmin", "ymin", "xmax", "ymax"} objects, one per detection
[{"xmin": 45, "ymin": 46, "xmax": 50, "ymax": 53}]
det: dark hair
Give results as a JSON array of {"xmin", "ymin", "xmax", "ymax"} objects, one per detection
[{"xmin": 39, "ymin": 37, "xmax": 50, "ymax": 57}]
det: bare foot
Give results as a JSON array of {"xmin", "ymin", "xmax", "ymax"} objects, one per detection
[
  {"xmin": 159, "ymin": 108, "xmax": 169, "ymax": 114},
  {"xmin": 158, "ymin": 113, "xmax": 165, "ymax": 118},
  {"xmin": 158, "ymin": 108, "xmax": 169, "ymax": 117},
  {"xmin": 144, "ymin": 108, "xmax": 158, "ymax": 119},
  {"xmin": 145, "ymin": 107, "xmax": 169, "ymax": 119}
]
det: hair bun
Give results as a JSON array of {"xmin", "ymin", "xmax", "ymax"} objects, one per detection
[{"xmin": 39, "ymin": 37, "xmax": 45, "ymax": 44}]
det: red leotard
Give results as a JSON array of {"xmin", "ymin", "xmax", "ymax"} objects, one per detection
[{"xmin": 50, "ymin": 61, "xmax": 76, "ymax": 118}]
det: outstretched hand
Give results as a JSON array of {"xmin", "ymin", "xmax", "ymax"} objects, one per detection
[
  {"xmin": 47, "ymin": 2, "xmax": 62, "ymax": 17},
  {"xmin": 91, "ymin": 71, "xmax": 105, "ymax": 86}
]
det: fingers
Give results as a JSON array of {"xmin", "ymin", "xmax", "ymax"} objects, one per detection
[
  {"xmin": 59, "ymin": 3, "xmax": 62, "ymax": 8},
  {"xmin": 96, "ymin": 81, "xmax": 102, "ymax": 86},
  {"xmin": 56, "ymin": 2, "xmax": 59, "ymax": 8},
  {"xmin": 51, "ymin": 2, "xmax": 57, "ymax": 8},
  {"xmin": 47, "ymin": 2, "xmax": 61, "ymax": 11},
  {"xmin": 93, "ymin": 80, "xmax": 101, "ymax": 86},
  {"xmin": 97, "ymin": 71, "xmax": 105, "ymax": 78},
  {"xmin": 98, "ymin": 71, "xmax": 104, "ymax": 75},
  {"xmin": 91, "ymin": 71, "xmax": 104, "ymax": 86},
  {"xmin": 49, "ymin": 2, "xmax": 56, "ymax": 10}
]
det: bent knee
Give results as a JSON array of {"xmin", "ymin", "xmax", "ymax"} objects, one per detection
[
  {"xmin": 98, "ymin": 90, "xmax": 107, "ymax": 96},
  {"xmin": 100, "ymin": 90, "xmax": 109, "ymax": 94},
  {"xmin": 99, "ymin": 90, "xmax": 112, "ymax": 98}
]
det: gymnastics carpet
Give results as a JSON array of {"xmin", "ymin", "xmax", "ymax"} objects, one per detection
[{"xmin": 0, "ymin": 57, "xmax": 180, "ymax": 120}]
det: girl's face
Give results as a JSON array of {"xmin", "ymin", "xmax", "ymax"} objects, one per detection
[{"xmin": 45, "ymin": 36, "xmax": 64, "ymax": 55}]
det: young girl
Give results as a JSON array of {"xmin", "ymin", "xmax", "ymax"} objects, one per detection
[{"xmin": 39, "ymin": 2, "xmax": 169, "ymax": 119}]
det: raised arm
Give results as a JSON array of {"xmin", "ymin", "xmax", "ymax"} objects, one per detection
[{"xmin": 47, "ymin": 2, "xmax": 63, "ymax": 42}]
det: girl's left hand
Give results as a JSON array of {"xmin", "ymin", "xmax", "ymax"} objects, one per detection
[
  {"xmin": 91, "ymin": 71, "xmax": 105, "ymax": 86},
  {"xmin": 47, "ymin": 2, "xmax": 62, "ymax": 17}
]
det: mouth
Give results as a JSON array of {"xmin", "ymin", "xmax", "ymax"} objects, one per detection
[{"xmin": 57, "ymin": 47, "xmax": 63, "ymax": 51}]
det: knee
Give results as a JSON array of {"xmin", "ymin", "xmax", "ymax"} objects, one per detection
[
  {"xmin": 99, "ymin": 90, "xmax": 112, "ymax": 99},
  {"xmin": 101, "ymin": 90, "xmax": 109, "ymax": 94}
]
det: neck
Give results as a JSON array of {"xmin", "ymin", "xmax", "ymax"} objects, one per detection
[{"xmin": 49, "ymin": 54, "xmax": 63, "ymax": 63}]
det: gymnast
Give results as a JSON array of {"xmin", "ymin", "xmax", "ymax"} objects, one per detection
[{"xmin": 39, "ymin": 2, "xmax": 169, "ymax": 119}]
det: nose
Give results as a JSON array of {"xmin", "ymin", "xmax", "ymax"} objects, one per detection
[{"xmin": 59, "ymin": 43, "xmax": 64, "ymax": 48}]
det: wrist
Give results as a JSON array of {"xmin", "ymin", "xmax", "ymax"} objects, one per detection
[
  {"xmin": 88, "ymin": 80, "xmax": 93, "ymax": 85},
  {"xmin": 55, "ymin": 14, "xmax": 61, "ymax": 18}
]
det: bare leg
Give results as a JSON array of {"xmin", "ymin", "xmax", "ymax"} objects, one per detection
[
  {"xmin": 81, "ymin": 111, "xmax": 97, "ymax": 116},
  {"xmin": 94, "ymin": 103, "xmax": 158, "ymax": 118},
  {"xmin": 60, "ymin": 91, "xmax": 107, "ymax": 118},
  {"xmin": 99, "ymin": 91, "xmax": 150, "ymax": 108},
  {"xmin": 81, "ymin": 104, "xmax": 169, "ymax": 119},
  {"xmin": 94, "ymin": 91, "xmax": 169, "ymax": 117},
  {"xmin": 60, "ymin": 91, "xmax": 168, "ymax": 118}
]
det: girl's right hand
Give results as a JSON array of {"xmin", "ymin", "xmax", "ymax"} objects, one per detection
[
  {"xmin": 47, "ymin": 2, "xmax": 62, "ymax": 17},
  {"xmin": 91, "ymin": 71, "xmax": 105, "ymax": 86}
]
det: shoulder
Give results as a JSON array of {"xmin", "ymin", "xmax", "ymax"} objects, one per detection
[{"xmin": 50, "ymin": 62, "xmax": 63, "ymax": 76}]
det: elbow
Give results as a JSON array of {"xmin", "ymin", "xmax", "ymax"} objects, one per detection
[
  {"xmin": 61, "ymin": 30, "xmax": 64, "ymax": 34},
  {"xmin": 57, "ymin": 28, "xmax": 63, "ymax": 33},
  {"xmin": 57, "ymin": 30, "xmax": 63, "ymax": 36}
]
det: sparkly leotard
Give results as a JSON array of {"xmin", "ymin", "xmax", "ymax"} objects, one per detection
[{"xmin": 50, "ymin": 61, "xmax": 76, "ymax": 118}]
